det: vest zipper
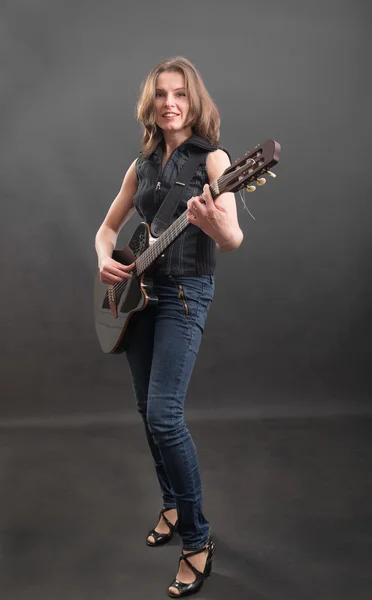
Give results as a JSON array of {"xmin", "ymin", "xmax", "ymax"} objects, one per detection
[
  {"xmin": 177, "ymin": 284, "xmax": 190, "ymax": 316},
  {"xmin": 155, "ymin": 181, "xmax": 161, "ymax": 204}
]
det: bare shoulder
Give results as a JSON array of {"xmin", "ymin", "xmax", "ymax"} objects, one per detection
[
  {"xmin": 101, "ymin": 158, "xmax": 138, "ymax": 234},
  {"xmin": 206, "ymin": 148, "xmax": 238, "ymax": 220},
  {"xmin": 206, "ymin": 149, "xmax": 231, "ymax": 180},
  {"xmin": 123, "ymin": 158, "xmax": 138, "ymax": 184},
  {"xmin": 112, "ymin": 157, "xmax": 138, "ymax": 194},
  {"xmin": 115, "ymin": 157, "xmax": 138, "ymax": 202}
]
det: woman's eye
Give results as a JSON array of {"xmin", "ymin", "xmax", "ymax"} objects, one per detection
[{"xmin": 155, "ymin": 92, "xmax": 186, "ymax": 98}]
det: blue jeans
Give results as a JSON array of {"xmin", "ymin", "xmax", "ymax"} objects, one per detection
[{"xmin": 125, "ymin": 273, "xmax": 215, "ymax": 551}]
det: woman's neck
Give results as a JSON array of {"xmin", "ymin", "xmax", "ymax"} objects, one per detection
[{"xmin": 162, "ymin": 127, "xmax": 193, "ymax": 157}]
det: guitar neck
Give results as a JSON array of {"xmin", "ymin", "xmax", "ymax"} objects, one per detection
[
  {"xmin": 134, "ymin": 151, "xmax": 261, "ymax": 275},
  {"xmin": 135, "ymin": 182, "xmax": 219, "ymax": 275}
]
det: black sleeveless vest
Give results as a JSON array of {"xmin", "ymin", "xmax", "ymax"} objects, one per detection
[{"xmin": 133, "ymin": 134, "xmax": 231, "ymax": 276}]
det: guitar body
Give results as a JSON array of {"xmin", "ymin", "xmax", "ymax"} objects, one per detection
[
  {"xmin": 94, "ymin": 139, "xmax": 281, "ymax": 355},
  {"xmin": 94, "ymin": 222, "xmax": 158, "ymax": 354}
]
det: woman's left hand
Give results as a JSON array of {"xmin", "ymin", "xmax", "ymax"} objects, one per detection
[
  {"xmin": 186, "ymin": 149, "xmax": 244, "ymax": 252},
  {"xmin": 187, "ymin": 183, "xmax": 229, "ymax": 233},
  {"xmin": 187, "ymin": 182, "xmax": 243, "ymax": 252}
]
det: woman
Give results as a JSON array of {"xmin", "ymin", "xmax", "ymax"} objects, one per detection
[{"xmin": 95, "ymin": 56, "xmax": 243, "ymax": 597}]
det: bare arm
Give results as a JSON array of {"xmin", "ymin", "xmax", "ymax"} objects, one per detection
[
  {"xmin": 187, "ymin": 149, "xmax": 244, "ymax": 252},
  {"xmin": 95, "ymin": 158, "xmax": 138, "ymax": 284}
]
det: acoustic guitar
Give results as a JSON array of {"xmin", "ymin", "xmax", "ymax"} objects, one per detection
[{"xmin": 94, "ymin": 139, "xmax": 281, "ymax": 353}]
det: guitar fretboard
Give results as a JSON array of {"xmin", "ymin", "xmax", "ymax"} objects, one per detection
[{"xmin": 135, "ymin": 179, "xmax": 219, "ymax": 274}]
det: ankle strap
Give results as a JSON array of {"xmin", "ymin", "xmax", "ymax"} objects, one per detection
[
  {"xmin": 181, "ymin": 538, "xmax": 212, "ymax": 560},
  {"xmin": 160, "ymin": 508, "xmax": 175, "ymax": 529}
]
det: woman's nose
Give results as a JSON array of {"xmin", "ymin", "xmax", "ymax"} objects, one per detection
[{"xmin": 164, "ymin": 95, "xmax": 175, "ymax": 106}]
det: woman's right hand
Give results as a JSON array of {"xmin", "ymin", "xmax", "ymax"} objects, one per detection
[{"xmin": 99, "ymin": 257, "xmax": 135, "ymax": 285}]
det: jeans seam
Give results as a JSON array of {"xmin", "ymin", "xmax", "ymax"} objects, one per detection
[
  {"xmin": 187, "ymin": 278, "xmax": 208, "ymax": 352},
  {"xmin": 130, "ymin": 275, "xmax": 211, "ymax": 548},
  {"xmin": 182, "ymin": 534, "xmax": 211, "ymax": 552}
]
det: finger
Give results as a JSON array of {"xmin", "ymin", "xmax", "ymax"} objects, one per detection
[
  {"xmin": 203, "ymin": 184, "xmax": 214, "ymax": 207},
  {"xmin": 116, "ymin": 260, "xmax": 136, "ymax": 272},
  {"xmin": 191, "ymin": 198, "xmax": 205, "ymax": 215},
  {"xmin": 108, "ymin": 271, "xmax": 132, "ymax": 282},
  {"xmin": 124, "ymin": 261, "xmax": 136, "ymax": 270},
  {"xmin": 192, "ymin": 195, "xmax": 205, "ymax": 208},
  {"xmin": 114, "ymin": 260, "xmax": 135, "ymax": 272},
  {"xmin": 104, "ymin": 265, "xmax": 132, "ymax": 278},
  {"xmin": 101, "ymin": 275, "xmax": 124, "ymax": 284},
  {"xmin": 187, "ymin": 199, "xmax": 196, "ymax": 218}
]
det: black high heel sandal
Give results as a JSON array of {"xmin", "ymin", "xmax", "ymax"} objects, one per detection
[
  {"xmin": 146, "ymin": 508, "xmax": 178, "ymax": 547},
  {"xmin": 168, "ymin": 538, "xmax": 216, "ymax": 598}
]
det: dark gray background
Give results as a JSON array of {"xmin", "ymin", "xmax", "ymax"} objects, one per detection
[
  {"xmin": 1, "ymin": 3, "xmax": 372, "ymax": 600},
  {"xmin": 1, "ymin": 0, "xmax": 371, "ymax": 423}
]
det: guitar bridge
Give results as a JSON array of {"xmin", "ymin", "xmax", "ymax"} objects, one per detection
[{"xmin": 107, "ymin": 285, "xmax": 118, "ymax": 318}]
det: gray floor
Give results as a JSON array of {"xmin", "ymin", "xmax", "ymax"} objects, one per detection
[{"xmin": 1, "ymin": 414, "xmax": 371, "ymax": 600}]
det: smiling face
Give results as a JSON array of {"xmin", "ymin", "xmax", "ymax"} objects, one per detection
[{"xmin": 154, "ymin": 70, "xmax": 191, "ymax": 136}]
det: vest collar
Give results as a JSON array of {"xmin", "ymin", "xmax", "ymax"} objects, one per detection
[
  {"xmin": 179, "ymin": 134, "xmax": 220, "ymax": 152},
  {"xmin": 153, "ymin": 134, "xmax": 219, "ymax": 159}
]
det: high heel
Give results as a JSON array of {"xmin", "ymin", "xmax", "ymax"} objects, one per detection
[
  {"xmin": 168, "ymin": 538, "xmax": 216, "ymax": 598},
  {"xmin": 146, "ymin": 508, "xmax": 178, "ymax": 547}
]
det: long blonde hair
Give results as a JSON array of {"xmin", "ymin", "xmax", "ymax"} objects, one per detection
[{"xmin": 136, "ymin": 56, "xmax": 220, "ymax": 156}]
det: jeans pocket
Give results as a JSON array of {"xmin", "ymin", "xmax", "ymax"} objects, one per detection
[
  {"xmin": 177, "ymin": 284, "xmax": 190, "ymax": 317},
  {"xmin": 174, "ymin": 277, "xmax": 214, "ymax": 336}
]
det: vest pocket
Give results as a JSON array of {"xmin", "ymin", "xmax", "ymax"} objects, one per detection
[{"xmin": 177, "ymin": 284, "xmax": 190, "ymax": 317}]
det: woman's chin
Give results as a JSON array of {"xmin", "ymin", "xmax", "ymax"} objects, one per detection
[
  {"xmin": 162, "ymin": 123, "xmax": 181, "ymax": 130},
  {"xmin": 160, "ymin": 123, "xmax": 189, "ymax": 134}
]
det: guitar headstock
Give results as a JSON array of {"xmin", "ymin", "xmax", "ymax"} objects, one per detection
[{"xmin": 217, "ymin": 139, "xmax": 281, "ymax": 194}]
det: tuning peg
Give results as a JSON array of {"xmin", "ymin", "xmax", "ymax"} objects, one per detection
[
  {"xmin": 267, "ymin": 171, "xmax": 276, "ymax": 178},
  {"xmin": 246, "ymin": 185, "xmax": 256, "ymax": 192},
  {"xmin": 256, "ymin": 177, "xmax": 266, "ymax": 186}
]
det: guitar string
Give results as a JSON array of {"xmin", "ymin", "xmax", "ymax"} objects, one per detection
[
  {"xmin": 107, "ymin": 212, "xmax": 189, "ymax": 302},
  {"xmin": 106, "ymin": 159, "xmax": 259, "ymax": 305},
  {"xmin": 135, "ymin": 159, "xmax": 258, "ymax": 274},
  {"xmin": 108, "ymin": 169, "xmax": 258, "ymax": 302}
]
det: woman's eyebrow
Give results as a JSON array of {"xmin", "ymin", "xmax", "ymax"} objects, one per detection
[{"xmin": 155, "ymin": 87, "xmax": 186, "ymax": 91}]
